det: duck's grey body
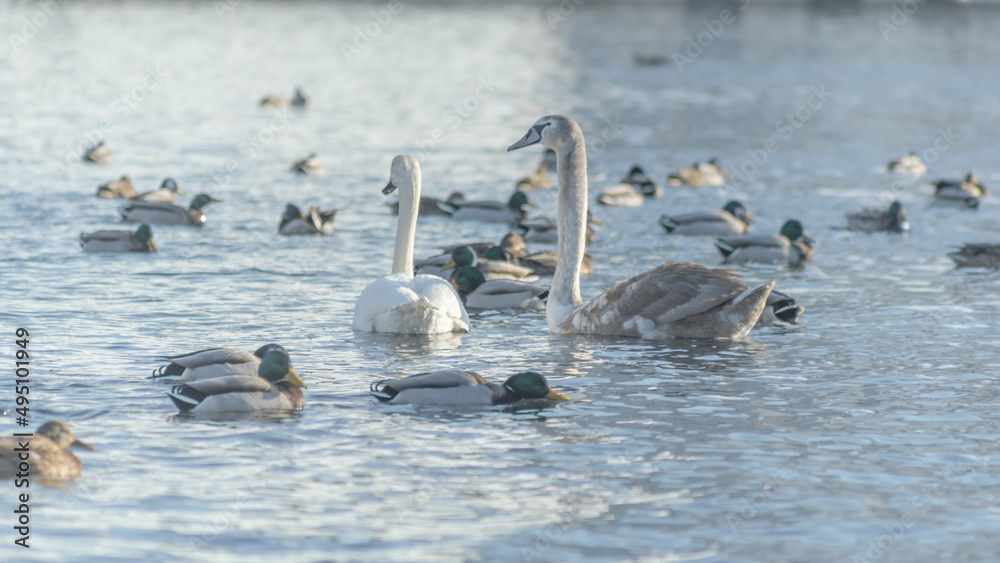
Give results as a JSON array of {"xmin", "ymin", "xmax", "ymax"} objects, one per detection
[
  {"xmin": 948, "ymin": 243, "xmax": 1000, "ymax": 268},
  {"xmin": 660, "ymin": 201, "xmax": 755, "ymax": 236},
  {"xmin": 716, "ymin": 232, "xmax": 814, "ymax": 267},
  {"xmin": 80, "ymin": 225, "xmax": 157, "ymax": 252},
  {"xmin": 440, "ymin": 193, "xmax": 530, "ymax": 224},
  {"xmin": 169, "ymin": 376, "xmax": 304, "ymax": 412},
  {"xmin": 846, "ymin": 201, "xmax": 909, "ymax": 233},
  {"xmin": 120, "ymin": 194, "xmax": 219, "ymax": 226}
]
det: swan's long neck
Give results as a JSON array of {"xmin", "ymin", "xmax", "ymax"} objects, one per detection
[
  {"xmin": 549, "ymin": 136, "xmax": 587, "ymax": 330},
  {"xmin": 391, "ymin": 172, "xmax": 420, "ymax": 276}
]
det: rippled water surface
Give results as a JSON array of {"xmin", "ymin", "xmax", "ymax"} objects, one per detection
[{"xmin": 2, "ymin": 1, "xmax": 1000, "ymax": 562}]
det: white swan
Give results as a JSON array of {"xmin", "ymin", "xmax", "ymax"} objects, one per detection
[
  {"xmin": 352, "ymin": 155, "xmax": 470, "ymax": 334},
  {"xmin": 508, "ymin": 116, "xmax": 775, "ymax": 339}
]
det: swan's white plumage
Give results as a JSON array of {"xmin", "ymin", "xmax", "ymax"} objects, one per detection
[{"xmin": 352, "ymin": 155, "xmax": 470, "ymax": 334}]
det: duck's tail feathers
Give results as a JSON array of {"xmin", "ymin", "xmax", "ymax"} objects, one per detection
[
  {"xmin": 167, "ymin": 385, "xmax": 207, "ymax": 412},
  {"xmin": 151, "ymin": 362, "xmax": 185, "ymax": 379},
  {"xmin": 771, "ymin": 298, "xmax": 802, "ymax": 324},
  {"xmin": 658, "ymin": 216, "xmax": 678, "ymax": 233},
  {"xmin": 369, "ymin": 381, "xmax": 398, "ymax": 402},
  {"xmin": 714, "ymin": 239, "xmax": 735, "ymax": 258}
]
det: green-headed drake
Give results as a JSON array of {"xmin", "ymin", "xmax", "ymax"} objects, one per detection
[
  {"xmin": 279, "ymin": 203, "xmax": 336, "ymax": 235},
  {"xmin": 846, "ymin": 200, "xmax": 910, "ymax": 233},
  {"xmin": 167, "ymin": 348, "xmax": 306, "ymax": 413},
  {"xmin": 439, "ymin": 191, "xmax": 531, "ymax": 224},
  {"xmin": 443, "ymin": 245, "xmax": 536, "ymax": 281},
  {"xmin": 153, "ymin": 344, "xmax": 288, "ymax": 383},
  {"xmin": 132, "ymin": 178, "xmax": 184, "ymax": 204},
  {"xmin": 716, "ymin": 219, "xmax": 814, "ymax": 267},
  {"xmin": 597, "ymin": 165, "xmax": 663, "ymax": 207},
  {"xmin": 933, "ymin": 172, "xmax": 987, "ymax": 208},
  {"xmin": 80, "ymin": 223, "xmax": 157, "ymax": 253},
  {"xmin": 83, "ymin": 141, "xmax": 113, "ymax": 164},
  {"xmin": 660, "ymin": 200, "xmax": 755, "ymax": 236},
  {"xmin": 96, "ymin": 175, "xmax": 135, "ymax": 199},
  {"xmin": 948, "ymin": 243, "xmax": 1000, "ymax": 269},
  {"xmin": 452, "ymin": 266, "xmax": 548, "ymax": 311},
  {"xmin": 120, "ymin": 193, "xmax": 221, "ymax": 226},
  {"xmin": 370, "ymin": 370, "xmax": 568, "ymax": 405},
  {"xmin": 0, "ymin": 421, "xmax": 94, "ymax": 483}
]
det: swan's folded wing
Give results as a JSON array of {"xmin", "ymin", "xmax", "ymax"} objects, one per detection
[
  {"xmin": 570, "ymin": 262, "xmax": 747, "ymax": 326},
  {"xmin": 411, "ymin": 275, "xmax": 470, "ymax": 324},
  {"xmin": 383, "ymin": 370, "xmax": 486, "ymax": 390},
  {"xmin": 182, "ymin": 375, "xmax": 273, "ymax": 396}
]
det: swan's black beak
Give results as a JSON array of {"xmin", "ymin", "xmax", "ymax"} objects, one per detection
[
  {"xmin": 508, "ymin": 125, "xmax": 543, "ymax": 152},
  {"xmin": 382, "ymin": 180, "xmax": 398, "ymax": 195}
]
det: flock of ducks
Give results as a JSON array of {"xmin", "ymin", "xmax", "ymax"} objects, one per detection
[{"xmin": 24, "ymin": 105, "xmax": 994, "ymax": 482}]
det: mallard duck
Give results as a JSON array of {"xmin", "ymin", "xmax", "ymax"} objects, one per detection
[
  {"xmin": 509, "ymin": 115, "xmax": 775, "ymax": 339},
  {"xmin": 259, "ymin": 95, "xmax": 286, "ymax": 107},
  {"xmin": 96, "ymin": 175, "xmax": 135, "ymax": 199},
  {"xmin": 667, "ymin": 159, "xmax": 726, "ymax": 187},
  {"xmin": 438, "ymin": 192, "xmax": 531, "ymax": 224},
  {"xmin": 715, "ymin": 219, "xmax": 814, "ymax": 267},
  {"xmin": 933, "ymin": 172, "xmax": 988, "ymax": 207},
  {"xmin": 370, "ymin": 370, "xmax": 568, "ymax": 405},
  {"xmin": 132, "ymin": 178, "xmax": 184, "ymax": 203},
  {"xmin": 291, "ymin": 153, "xmax": 325, "ymax": 176},
  {"xmin": 291, "ymin": 87, "xmax": 310, "ymax": 108},
  {"xmin": 755, "ymin": 290, "xmax": 804, "ymax": 328},
  {"xmin": 597, "ymin": 165, "xmax": 663, "ymax": 207},
  {"xmin": 0, "ymin": 421, "xmax": 94, "ymax": 482},
  {"xmin": 352, "ymin": 155, "xmax": 470, "ymax": 334},
  {"xmin": 167, "ymin": 348, "xmax": 306, "ymax": 413},
  {"xmin": 83, "ymin": 141, "xmax": 113, "ymax": 164},
  {"xmin": 846, "ymin": 200, "xmax": 909, "ymax": 233},
  {"xmin": 152, "ymin": 344, "xmax": 288, "ymax": 382},
  {"xmin": 515, "ymin": 166, "xmax": 552, "ymax": 191},
  {"xmin": 659, "ymin": 200, "xmax": 755, "ymax": 236},
  {"xmin": 80, "ymin": 224, "xmax": 157, "ymax": 252},
  {"xmin": 279, "ymin": 203, "xmax": 336, "ymax": 235},
  {"xmin": 452, "ymin": 266, "xmax": 548, "ymax": 310},
  {"xmin": 120, "ymin": 193, "xmax": 221, "ymax": 226},
  {"xmin": 515, "ymin": 210, "xmax": 600, "ymax": 245},
  {"xmin": 388, "ymin": 191, "xmax": 465, "ymax": 216},
  {"xmin": 948, "ymin": 243, "xmax": 1000, "ymax": 269},
  {"xmin": 443, "ymin": 246, "xmax": 537, "ymax": 281},
  {"xmin": 887, "ymin": 152, "xmax": 927, "ymax": 175}
]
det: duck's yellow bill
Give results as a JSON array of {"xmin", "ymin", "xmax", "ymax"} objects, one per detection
[
  {"xmin": 285, "ymin": 368, "xmax": 307, "ymax": 388},
  {"xmin": 546, "ymin": 390, "xmax": 569, "ymax": 401}
]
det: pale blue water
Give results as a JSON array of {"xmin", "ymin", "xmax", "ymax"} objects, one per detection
[{"xmin": 1, "ymin": 1, "xmax": 1000, "ymax": 562}]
